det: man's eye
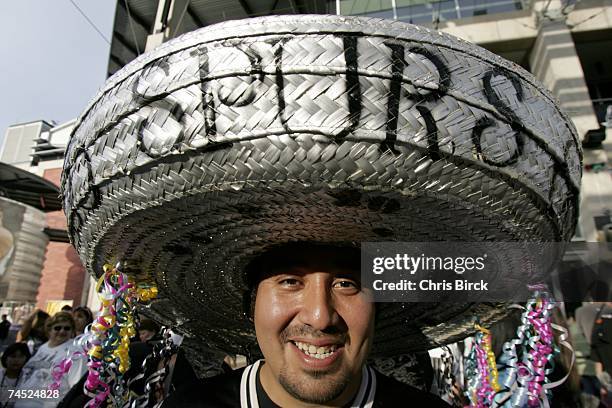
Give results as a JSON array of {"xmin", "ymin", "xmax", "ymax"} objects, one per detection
[
  {"xmin": 279, "ymin": 278, "xmax": 300, "ymax": 286},
  {"xmin": 333, "ymin": 280, "xmax": 358, "ymax": 289}
]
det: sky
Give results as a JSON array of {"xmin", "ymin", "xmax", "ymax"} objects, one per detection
[{"xmin": 0, "ymin": 1, "xmax": 116, "ymax": 146}]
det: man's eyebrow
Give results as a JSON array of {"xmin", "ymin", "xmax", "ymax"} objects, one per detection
[
  {"xmin": 262, "ymin": 268, "xmax": 361, "ymax": 280},
  {"xmin": 332, "ymin": 271, "xmax": 362, "ymax": 281}
]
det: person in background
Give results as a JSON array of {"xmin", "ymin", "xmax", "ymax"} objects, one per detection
[
  {"xmin": 568, "ymin": 310, "xmax": 603, "ymax": 407},
  {"xmin": 549, "ymin": 307, "xmax": 582, "ymax": 408},
  {"xmin": 0, "ymin": 315, "xmax": 10, "ymax": 345},
  {"xmin": 59, "ymin": 306, "xmax": 71, "ymax": 313},
  {"xmin": 71, "ymin": 307, "xmax": 93, "ymax": 337},
  {"xmin": 0, "ymin": 343, "xmax": 31, "ymax": 406},
  {"xmin": 15, "ymin": 312, "xmax": 78, "ymax": 408},
  {"xmin": 16, "ymin": 311, "xmax": 49, "ymax": 355},
  {"xmin": 138, "ymin": 319, "xmax": 160, "ymax": 343},
  {"xmin": 575, "ymin": 283, "xmax": 612, "ymax": 406},
  {"xmin": 591, "ymin": 301, "xmax": 612, "ymax": 407},
  {"xmin": 65, "ymin": 307, "xmax": 95, "ymax": 394}
]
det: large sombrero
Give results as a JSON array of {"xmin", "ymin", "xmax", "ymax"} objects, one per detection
[{"xmin": 61, "ymin": 15, "xmax": 580, "ymax": 359}]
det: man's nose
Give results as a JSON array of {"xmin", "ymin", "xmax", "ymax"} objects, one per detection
[{"xmin": 299, "ymin": 279, "xmax": 337, "ymax": 330}]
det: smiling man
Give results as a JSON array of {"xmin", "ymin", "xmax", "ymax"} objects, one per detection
[
  {"xmin": 254, "ymin": 245, "xmax": 372, "ymax": 407},
  {"xmin": 162, "ymin": 244, "xmax": 448, "ymax": 407}
]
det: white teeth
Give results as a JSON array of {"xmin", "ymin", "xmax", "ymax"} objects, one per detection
[{"xmin": 293, "ymin": 341, "xmax": 338, "ymax": 359}]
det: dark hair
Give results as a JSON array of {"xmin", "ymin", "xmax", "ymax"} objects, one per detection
[
  {"xmin": 245, "ymin": 243, "xmax": 359, "ymax": 285},
  {"xmin": 587, "ymin": 280, "xmax": 610, "ymax": 302},
  {"xmin": 74, "ymin": 306, "xmax": 94, "ymax": 325},
  {"xmin": 1, "ymin": 343, "xmax": 31, "ymax": 368},
  {"xmin": 488, "ymin": 310, "xmax": 522, "ymax": 357},
  {"xmin": 138, "ymin": 319, "xmax": 160, "ymax": 333},
  {"xmin": 61, "ymin": 305, "xmax": 73, "ymax": 312},
  {"xmin": 18, "ymin": 310, "xmax": 49, "ymax": 341}
]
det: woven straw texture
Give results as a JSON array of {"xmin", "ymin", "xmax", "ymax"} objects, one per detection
[{"xmin": 61, "ymin": 15, "xmax": 580, "ymax": 358}]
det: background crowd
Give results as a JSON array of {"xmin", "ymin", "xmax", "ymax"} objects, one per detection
[{"xmin": 0, "ymin": 306, "xmax": 94, "ymax": 407}]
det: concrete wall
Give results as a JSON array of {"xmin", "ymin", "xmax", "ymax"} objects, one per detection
[
  {"xmin": 568, "ymin": 0, "xmax": 612, "ymax": 33},
  {"xmin": 529, "ymin": 20, "xmax": 599, "ymax": 137},
  {"xmin": 1, "ymin": 122, "xmax": 51, "ymax": 169}
]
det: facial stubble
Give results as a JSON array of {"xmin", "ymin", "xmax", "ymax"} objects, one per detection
[{"xmin": 278, "ymin": 361, "xmax": 353, "ymax": 404}]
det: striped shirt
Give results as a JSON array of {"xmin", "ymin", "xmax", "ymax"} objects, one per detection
[{"xmin": 240, "ymin": 360, "xmax": 376, "ymax": 408}]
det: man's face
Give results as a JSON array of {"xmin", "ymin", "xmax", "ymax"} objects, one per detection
[
  {"xmin": 139, "ymin": 329, "xmax": 156, "ymax": 342},
  {"xmin": 253, "ymin": 246, "xmax": 374, "ymax": 406}
]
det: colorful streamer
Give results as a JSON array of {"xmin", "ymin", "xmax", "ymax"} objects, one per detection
[
  {"xmin": 464, "ymin": 286, "xmax": 571, "ymax": 408},
  {"xmin": 51, "ymin": 263, "xmax": 157, "ymax": 407},
  {"xmin": 465, "ymin": 323, "xmax": 501, "ymax": 407}
]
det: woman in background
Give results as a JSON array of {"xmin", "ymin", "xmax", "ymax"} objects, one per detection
[
  {"xmin": 15, "ymin": 311, "xmax": 49, "ymax": 355},
  {"xmin": 71, "ymin": 307, "xmax": 92, "ymax": 337},
  {"xmin": 15, "ymin": 312, "xmax": 78, "ymax": 408},
  {"xmin": 0, "ymin": 343, "xmax": 31, "ymax": 407}
]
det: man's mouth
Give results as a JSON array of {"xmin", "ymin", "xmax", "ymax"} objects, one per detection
[{"xmin": 291, "ymin": 341, "xmax": 340, "ymax": 360}]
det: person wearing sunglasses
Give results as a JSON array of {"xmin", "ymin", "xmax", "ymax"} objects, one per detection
[{"xmin": 14, "ymin": 312, "xmax": 78, "ymax": 407}]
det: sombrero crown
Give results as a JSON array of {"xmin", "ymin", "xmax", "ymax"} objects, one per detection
[{"xmin": 61, "ymin": 15, "xmax": 580, "ymax": 358}]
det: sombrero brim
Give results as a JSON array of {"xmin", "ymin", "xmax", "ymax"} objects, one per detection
[{"xmin": 62, "ymin": 15, "xmax": 580, "ymax": 359}]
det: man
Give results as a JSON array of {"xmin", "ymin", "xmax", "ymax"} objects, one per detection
[
  {"xmin": 138, "ymin": 318, "xmax": 160, "ymax": 343},
  {"xmin": 0, "ymin": 314, "xmax": 10, "ymax": 344},
  {"xmin": 162, "ymin": 244, "xmax": 446, "ymax": 407}
]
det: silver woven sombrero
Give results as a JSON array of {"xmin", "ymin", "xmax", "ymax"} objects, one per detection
[{"xmin": 61, "ymin": 15, "xmax": 580, "ymax": 359}]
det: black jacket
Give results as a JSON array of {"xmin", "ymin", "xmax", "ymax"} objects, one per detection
[{"xmin": 161, "ymin": 360, "xmax": 449, "ymax": 407}]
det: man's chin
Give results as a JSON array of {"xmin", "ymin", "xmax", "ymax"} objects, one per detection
[{"xmin": 279, "ymin": 367, "xmax": 352, "ymax": 405}]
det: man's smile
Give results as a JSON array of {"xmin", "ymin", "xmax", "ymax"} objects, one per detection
[{"xmin": 290, "ymin": 340, "xmax": 342, "ymax": 360}]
